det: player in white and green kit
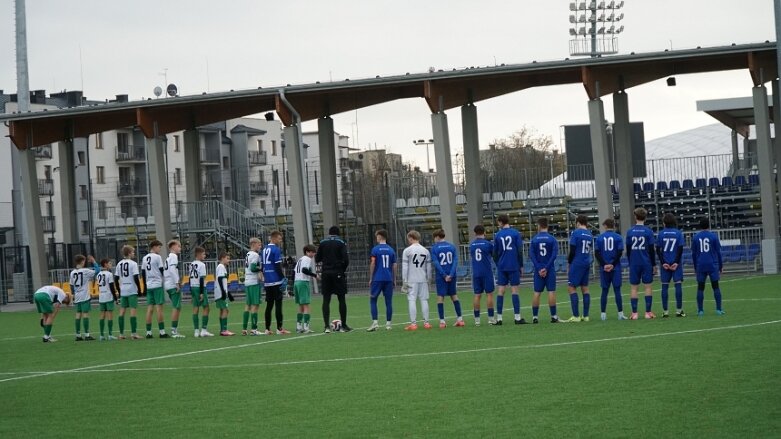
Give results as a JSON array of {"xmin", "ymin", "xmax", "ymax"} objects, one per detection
[
  {"xmin": 190, "ymin": 247, "xmax": 213, "ymax": 337},
  {"xmin": 71, "ymin": 254, "xmax": 99, "ymax": 341},
  {"xmin": 294, "ymin": 244, "xmax": 319, "ymax": 333},
  {"xmin": 34, "ymin": 285, "xmax": 71, "ymax": 342},
  {"xmin": 165, "ymin": 240, "xmax": 185, "ymax": 338},
  {"xmin": 242, "ymin": 237, "xmax": 263, "ymax": 336},
  {"xmin": 116, "ymin": 245, "xmax": 142, "ymax": 340},
  {"xmin": 142, "ymin": 240, "xmax": 168, "ymax": 339},
  {"xmin": 215, "ymin": 252, "xmax": 235, "ymax": 336},
  {"xmin": 97, "ymin": 259, "xmax": 118, "ymax": 340}
]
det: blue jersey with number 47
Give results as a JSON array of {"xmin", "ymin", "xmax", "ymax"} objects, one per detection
[
  {"xmin": 370, "ymin": 243, "xmax": 396, "ymax": 282},
  {"xmin": 431, "ymin": 241, "xmax": 458, "ymax": 280},
  {"xmin": 470, "ymin": 238, "xmax": 494, "ymax": 278},
  {"xmin": 493, "ymin": 227, "xmax": 523, "ymax": 271}
]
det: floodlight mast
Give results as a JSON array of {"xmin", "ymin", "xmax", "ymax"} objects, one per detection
[{"xmin": 568, "ymin": 1, "xmax": 625, "ymax": 57}]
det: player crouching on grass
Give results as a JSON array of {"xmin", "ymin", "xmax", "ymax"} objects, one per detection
[
  {"xmin": 190, "ymin": 247, "xmax": 213, "ymax": 337},
  {"xmin": 34, "ymin": 285, "xmax": 71, "ymax": 342},
  {"xmin": 294, "ymin": 244, "xmax": 319, "ymax": 333},
  {"xmin": 71, "ymin": 254, "xmax": 99, "ymax": 341},
  {"xmin": 431, "ymin": 229, "xmax": 464, "ymax": 328},
  {"xmin": 142, "ymin": 240, "xmax": 169, "ymax": 339},
  {"xmin": 116, "ymin": 245, "xmax": 142, "ymax": 340},
  {"xmin": 529, "ymin": 218, "xmax": 559, "ymax": 323},
  {"xmin": 215, "ymin": 252, "xmax": 235, "ymax": 336},
  {"xmin": 97, "ymin": 259, "xmax": 119, "ymax": 340}
]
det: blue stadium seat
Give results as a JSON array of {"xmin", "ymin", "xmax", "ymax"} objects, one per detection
[
  {"xmin": 695, "ymin": 178, "xmax": 707, "ymax": 188},
  {"xmin": 669, "ymin": 180, "xmax": 681, "ymax": 190},
  {"xmin": 735, "ymin": 175, "xmax": 747, "ymax": 186},
  {"xmin": 708, "ymin": 177, "xmax": 720, "ymax": 187},
  {"xmin": 643, "ymin": 182, "xmax": 654, "ymax": 192},
  {"xmin": 682, "ymin": 179, "xmax": 694, "ymax": 189},
  {"xmin": 749, "ymin": 174, "xmax": 760, "ymax": 186},
  {"xmin": 721, "ymin": 176, "xmax": 733, "ymax": 187},
  {"xmin": 656, "ymin": 181, "xmax": 668, "ymax": 191},
  {"xmin": 633, "ymin": 183, "xmax": 642, "ymax": 193}
]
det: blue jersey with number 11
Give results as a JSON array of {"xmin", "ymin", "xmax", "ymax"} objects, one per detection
[
  {"xmin": 370, "ymin": 243, "xmax": 396, "ymax": 282},
  {"xmin": 470, "ymin": 238, "xmax": 494, "ymax": 278}
]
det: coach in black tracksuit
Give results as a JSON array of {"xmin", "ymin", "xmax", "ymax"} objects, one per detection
[{"xmin": 316, "ymin": 226, "xmax": 352, "ymax": 332}]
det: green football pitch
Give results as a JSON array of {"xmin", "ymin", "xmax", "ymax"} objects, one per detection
[{"xmin": 1, "ymin": 274, "xmax": 779, "ymax": 438}]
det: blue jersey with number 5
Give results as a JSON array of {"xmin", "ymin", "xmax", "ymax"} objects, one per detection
[
  {"xmin": 493, "ymin": 227, "xmax": 523, "ymax": 271},
  {"xmin": 370, "ymin": 243, "xmax": 396, "ymax": 282},
  {"xmin": 470, "ymin": 238, "xmax": 494, "ymax": 278}
]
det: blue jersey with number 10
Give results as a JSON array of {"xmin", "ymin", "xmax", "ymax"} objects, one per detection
[
  {"xmin": 470, "ymin": 238, "xmax": 494, "ymax": 278},
  {"xmin": 370, "ymin": 243, "xmax": 396, "ymax": 282},
  {"xmin": 595, "ymin": 231, "xmax": 624, "ymax": 266}
]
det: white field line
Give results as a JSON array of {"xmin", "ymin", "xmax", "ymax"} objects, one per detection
[{"xmin": 1, "ymin": 319, "xmax": 778, "ymax": 379}]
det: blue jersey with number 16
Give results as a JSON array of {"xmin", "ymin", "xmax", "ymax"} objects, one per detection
[{"xmin": 470, "ymin": 238, "xmax": 494, "ymax": 278}]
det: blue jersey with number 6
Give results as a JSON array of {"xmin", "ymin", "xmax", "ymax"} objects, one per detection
[
  {"xmin": 370, "ymin": 243, "xmax": 396, "ymax": 282},
  {"xmin": 470, "ymin": 238, "xmax": 494, "ymax": 278}
]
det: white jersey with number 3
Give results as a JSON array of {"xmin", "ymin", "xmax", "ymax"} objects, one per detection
[
  {"xmin": 402, "ymin": 243, "xmax": 431, "ymax": 284},
  {"xmin": 164, "ymin": 252, "xmax": 180, "ymax": 290},
  {"xmin": 142, "ymin": 253, "xmax": 164, "ymax": 289},
  {"xmin": 214, "ymin": 263, "xmax": 228, "ymax": 301}
]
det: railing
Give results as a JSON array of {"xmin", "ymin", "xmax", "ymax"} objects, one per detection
[
  {"xmin": 200, "ymin": 148, "xmax": 221, "ymax": 165},
  {"xmin": 248, "ymin": 150, "xmax": 267, "ymax": 166},
  {"xmin": 250, "ymin": 181, "xmax": 268, "ymax": 195},
  {"xmin": 179, "ymin": 200, "xmax": 269, "ymax": 252},
  {"xmin": 41, "ymin": 216, "xmax": 56, "ymax": 233},
  {"xmin": 117, "ymin": 179, "xmax": 147, "ymax": 197},
  {"xmin": 33, "ymin": 145, "xmax": 52, "ymax": 160},
  {"xmin": 115, "ymin": 145, "xmax": 146, "ymax": 162},
  {"xmin": 38, "ymin": 179, "xmax": 54, "ymax": 196}
]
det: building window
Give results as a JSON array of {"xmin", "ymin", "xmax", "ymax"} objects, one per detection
[
  {"xmin": 98, "ymin": 200, "xmax": 107, "ymax": 219},
  {"xmin": 79, "ymin": 185, "xmax": 88, "ymax": 200},
  {"xmin": 96, "ymin": 166, "xmax": 105, "ymax": 184},
  {"xmin": 287, "ymin": 199, "xmax": 292, "ymax": 207},
  {"xmin": 121, "ymin": 200, "xmax": 132, "ymax": 218},
  {"xmin": 222, "ymin": 157, "xmax": 230, "ymax": 169},
  {"xmin": 44, "ymin": 165, "xmax": 52, "ymax": 180},
  {"xmin": 259, "ymin": 170, "xmax": 265, "ymax": 182},
  {"xmin": 272, "ymin": 170, "xmax": 279, "ymax": 186},
  {"xmin": 257, "ymin": 139, "xmax": 263, "ymax": 152},
  {"xmin": 46, "ymin": 200, "xmax": 53, "ymax": 217},
  {"xmin": 77, "ymin": 151, "xmax": 86, "ymax": 165},
  {"xmin": 285, "ymin": 171, "xmax": 289, "ymax": 186},
  {"xmin": 174, "ymin": 135, "xmax": 180, "ymax": 152},
  {"xmin": 176, "ymin": 201, "xmax": 183, "ymax": 218},
  {"xmin": 175, "ymin": 168, "xmax": 182, "ymax": 185},
  {"xmin": 95, "ymin": 133, "xmax": 103, "ymax": 150},
  {"xmin": 81, "ymin": 221, "xmax": 89, "ymax": 235},
  {"xmin": 117, "ymin": 132, "xmax": 129, "ymax": 153},
  {"xmin": 260, "ymin": 200, "xmax": 266, "ymax": 210},
  {"xmin": 271, "ymin": 140, "xmax": 277, "ymax": 156}
]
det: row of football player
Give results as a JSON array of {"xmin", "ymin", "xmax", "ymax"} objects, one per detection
[
  {"xmin": 33, "ymin": 230, "xmax": 324, "ymax": 342},
  {"xmin": 363, "ymin": 208, "xmax": 725, "ymax": 331}
]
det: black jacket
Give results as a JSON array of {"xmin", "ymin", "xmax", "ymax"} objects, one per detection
[{"xmin": 316, "ymin": 235, "xmax": 349, "ymax": 275}]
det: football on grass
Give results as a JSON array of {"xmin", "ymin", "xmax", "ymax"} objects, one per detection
[{"xmin": 330, "ymin": 319, "xmax": 342, "ymax": 331}]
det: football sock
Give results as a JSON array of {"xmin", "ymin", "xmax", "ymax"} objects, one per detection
[
  {"xmin": 675, "ymin": 283, "xmax": 683, "ymax": 310},
  {"xmin": 265, "ymin": 301, "xmax": 274, "ymax": 330},
  {"xmin": 408, "ymin": 298, "xmax": 417, "ymax": 323},
  {"xmin": 99, "ymin": 318, "xmax": 105, "ymax": 336},
  {"xmin": 296, "ymin": 313, "xmax": 302, "ymax": 323},
  {"xmin": 453, "ymin": 300, "xmax": 462, "ymax": 317},
  {"xmin": 487, "ymin": 307, "xmax": 495, "ymax": 318},
  {"xmin": 614, "ymin": 287, "xmax": 623, "ymax": 312},
  {"xmin": 370, "ymin": 296, "xmax": 379, "ymax": 320},
  {"xmin": 337, "ymin": 295, "xmax": 348, "ymax": 323},
  {"xmin": 569, "ymin": 293, "xmax": 580, "ymax": 317},
  {"xmin": 421, "ymin": 300, "xmax": 430, "ymax": 322},
  {"xmin": 202, "ymin": 315, "xmax": 209, "ymax": 329},
  {"xmin": 146, "ymin": 323, "xmax": 152, "ymax": 332},
  {"xmin": 220, "ymin": 317, "xmax": 227, "ymax": 332},
  {"xmin": 303, "ymin": 314, "xmax": 310, "ymax": 323},
  {"xmin": 192, "ymin": 314, "xmax": 200, "ymax": 330},
  {"xmin": 242, "ymin": 311, "xmax": 249, "ymax": 329},
  {"xmin": 511, "ymin": 294, "xmax": 520, "ymax": 315},
  {"xmin": 473, "ymin": 309, "xmax": 480, "ymax": 319},
  {"xmin": 108, "ymin": 319, "xmax": 113, "ymax": 335},
  {"xmin": 83, "ymin": 318, "xmax": 90, "ymax": 334},
  {"xmin": 496, "ymin": 296, "xmax": 504, "ymax": 315},
  {"xmin": 600, "ymin": 288, "xmax": 609, "ymax": 313},
  {"xmin": 75, "ymin": 318, "xmax": 81, "ymax": 335},
  {"xmin": 532, "ymin": 306, "xmax": 539, "ymax": 317},
  {"xmin": 251, "ymin": 312, "xmax": 258, "ymax": 330},
  {"xmin": 44, "ymin": 324, "xmax": 52, "ymax": 336},
  {"xmin": 118, "ymin": 315, "xmax": 125, "ymax": 334},
  {"xmin": 171, "ymin": 320, "xmax": 178, "ymax": 332},
  {"xmin": 437, "ymin": 303, "xmax": 445, "ymax": 320},
  {"xmin": 274, "ymin": 298, "xmax": 283, "ymax": 329},
  {"xmin": 550, "ymin": 305, "xmax": 557, "ymax": 317},
  {"xmin": 697, "ymin": 289, "xmax": 704, "ymax": 312},
  {"xmin": 661, "ymin": 284, "xmax": 670, "ymax": 311},
  {"xmin": 158, "ymin": 322, "xmax": 164, "ymax": 331},
  {"xmin": 582, "ymin": 294, "xmax": 590, "ymax": 317},
  {"xmin": 644, "ymin": 295, "xmax": 652, "ymax": 312},
  {"xmin": 714, "ymin": 288, "xmax": 722, "ymax": 311},
  {"xmin": 630, "ymin": 298, "xmax": 638, "ymax": 313},
  {"xmin": 384, "ymin": 292, "xmax": 393, "ymax": 322},
  {"xmin": 130, "ymin": 317, "xmax": 137, "ymax": 333}
]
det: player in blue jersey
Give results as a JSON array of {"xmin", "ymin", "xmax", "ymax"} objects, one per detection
[
  {"xmin": 492, "ymin": 214, "xmax": 526, "ymax": 325},
  {"xmin": 691, "ymin": 218, "xmax": 724, "ymax": 316},
  {"xmin": 657, "ymin": 213, "xmax": 686, "ymax": 317},
  {"xmin": 595, "ymin": 218, "xmax": 627, "ymax": 321},
  {"xmin": 626, "ymin": 207, "xmax": 657, "ymax": 319},
  {"xmin": 529, "ymin": 217, "xmax": 559, "ymax": 323},
  {"xmin": 565, "ymin": 215, "xmax": 594, "ymax": 322},
  {"xmin": 470, "ymin": 225, "xmax": 495, "ymax": 326},
  {"xmin": 263, "ymin": 231, "xmax": 289, "ymax": 334},
  {"xmin": 431, "ymin": 229, "xmax": 464, "ymax": 328},
  {"xmin": 367, "ymin": 229, "xmax": 396, "ymax": 332}
]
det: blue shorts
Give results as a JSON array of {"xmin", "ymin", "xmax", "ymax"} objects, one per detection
[
  {"xmin": 496, "ymin": 270, "xmax": 520, "ymax": 287},
  {"xmin": 370, "ymin": 281, "xmax": 393, "ymax": 298},
  {"xmin": 660, "ymin": 265, "xmax": 684, "ymax": 283},
  {"xmin": 629, "ymin": 264, "xmax": 654, "ymax": 285},
  {"xmin": 533, "ymin": 271, "xmax": 556, "ymax": 293},
  {"xmin": 599, "ymin": 268, "xmax": 622, "ymax": 289},
  {"xmin": 472, "ymin": 275, "xmax": 495, "ymax": 294},
  {"xmin": 567, "ymin": 264, "xmax": 590, "ymax": 287},
  {"xmin": 435, "ymin": 278, "xmax": 457, "ymax": 297},
  {"xmin": 695, "ymin": 266, "xmax": 720, "ymax": 283}
]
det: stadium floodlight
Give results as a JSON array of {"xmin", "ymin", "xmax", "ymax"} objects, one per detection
[{"xmin": 568, "ymin": 0, "xmax": 626, "ymax": 57}]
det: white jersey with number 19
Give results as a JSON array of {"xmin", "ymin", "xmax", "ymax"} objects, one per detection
[{"xmin": 115, "ymin": 259, "xmax": 139, "ymax": 296}]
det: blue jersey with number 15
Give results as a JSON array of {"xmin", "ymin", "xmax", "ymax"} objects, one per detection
[{"xmin": 470, "ymin": 238, "xmax": 494, "ymax": 278}]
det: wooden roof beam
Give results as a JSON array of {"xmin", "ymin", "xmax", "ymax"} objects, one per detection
[{"xmin": 748, "ymin": 51, "xmax": 778, "ymax": 86}]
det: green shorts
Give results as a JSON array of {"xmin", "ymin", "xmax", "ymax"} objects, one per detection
[
  {"xmin": 75, "ymin": 300, "xmax": 91, "ymax": 313},
  {"xmin": 99, "ymin": 301, "xmax": 115, "ymax": 312},
  {"xmin": 294, "ymin": 281, "xmax": 311, "ymax": 305},
  {"xmin": 191, "ymin": 287, "xmax": 209, "ymax": 307},
  {"xmin": 245, "ymin": 284, "xmax": 262, "ymax": 306},
  {"xmin": 167, "ymin": 289, "xmax": 181, "ymax": 309},
  {"xmin": 120, "ymin": 295, "xmax": 138, "ymax": 309},
  {"xmin": 34, "ymin": 292, "xmax": 53, "ymax": 314},
  {"xmin": 147, "ymin": 287, "xmax": 165, "ymax": 306},
  {"xmin": 215, "ymin": 298, "xmax": 229, "ymax": 310}
]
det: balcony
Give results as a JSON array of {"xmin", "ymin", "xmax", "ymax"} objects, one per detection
[
  {"xmin": 117, "ymin": 179, "xmax": 147, "ymax": 197},
  {"xmin": 42, "ymin": 216, "xmax": 55, "ymax": 234},
  {"xmin": 202, "ymin": 182, "xmax": 221, "ymax": 198},
  {"xmin": 248, "ymin": 150, "xmax": 267, "ymax": 166},
  {"xmin": 116, "ymin": 145, "xmax": 146, "ymax": 162},
  {"xmin": 38, "ymin": 179, "xmax": 54, "ymax": 196},
  {"xmin": 33, "ymin": 145, "xmax": 53, "ymax": 160},
  {"xmin": 200, "ymin": 148, "xmax": 221, "ymax": 166},
  {"xmin": 250, "ymin": 181, "xmax": 268, "ymax": 195}
]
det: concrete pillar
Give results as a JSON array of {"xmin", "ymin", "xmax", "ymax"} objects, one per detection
[
  {"xmin": 752, "ymin": 85, "xmax": 779, "ymax": 274},
  {"xmin": 431, "ymin": 111, "xmax": 460, "ymax": 245},
  {"xmin": 57, "ymin": 140, "xmax": 78, "ymax": 244},
  {"xmin": 318, "ymin": 117, "xmax": 339, "ymax": 237},
  {"xmin": 183, "ymin": 129, "xmax": 201, "ymax": 202},
  {"xmin": 588, "ymin": 98, "xmax": 614, "ymax": 224},
  {"xmin": 21, "ymin": 147, "xmax": 48, "ymax": 287},
  {"xmin": 462, "ymin": 104, "xmax": 483, "ymax": 238},
  {"xmin": 730, "ymin": 130, "xmax": 739, "ymax": 171},
  {"xmin": 146, "ymin": 129, "xmax": 173, "ymax": 245},
  {"xmin": 283, "ymin": 124, "xmax": 313, "ymax": 253},
  {"xmin": 613, "ymin": 91, "xmax": 634, "ymax": 232}
]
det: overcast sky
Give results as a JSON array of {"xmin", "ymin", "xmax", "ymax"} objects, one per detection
[{"xmin": 0, "ymin": 0, "xmax": 776, "ymax": 169}]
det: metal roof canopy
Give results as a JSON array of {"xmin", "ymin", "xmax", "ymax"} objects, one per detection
[
  {"xmin": 696, "ymin": 96, "xmax": 774, "ymax": 138},
  {"xmin": 1, "ymin": 41, "xmax": 778, "ymax": 150}
]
